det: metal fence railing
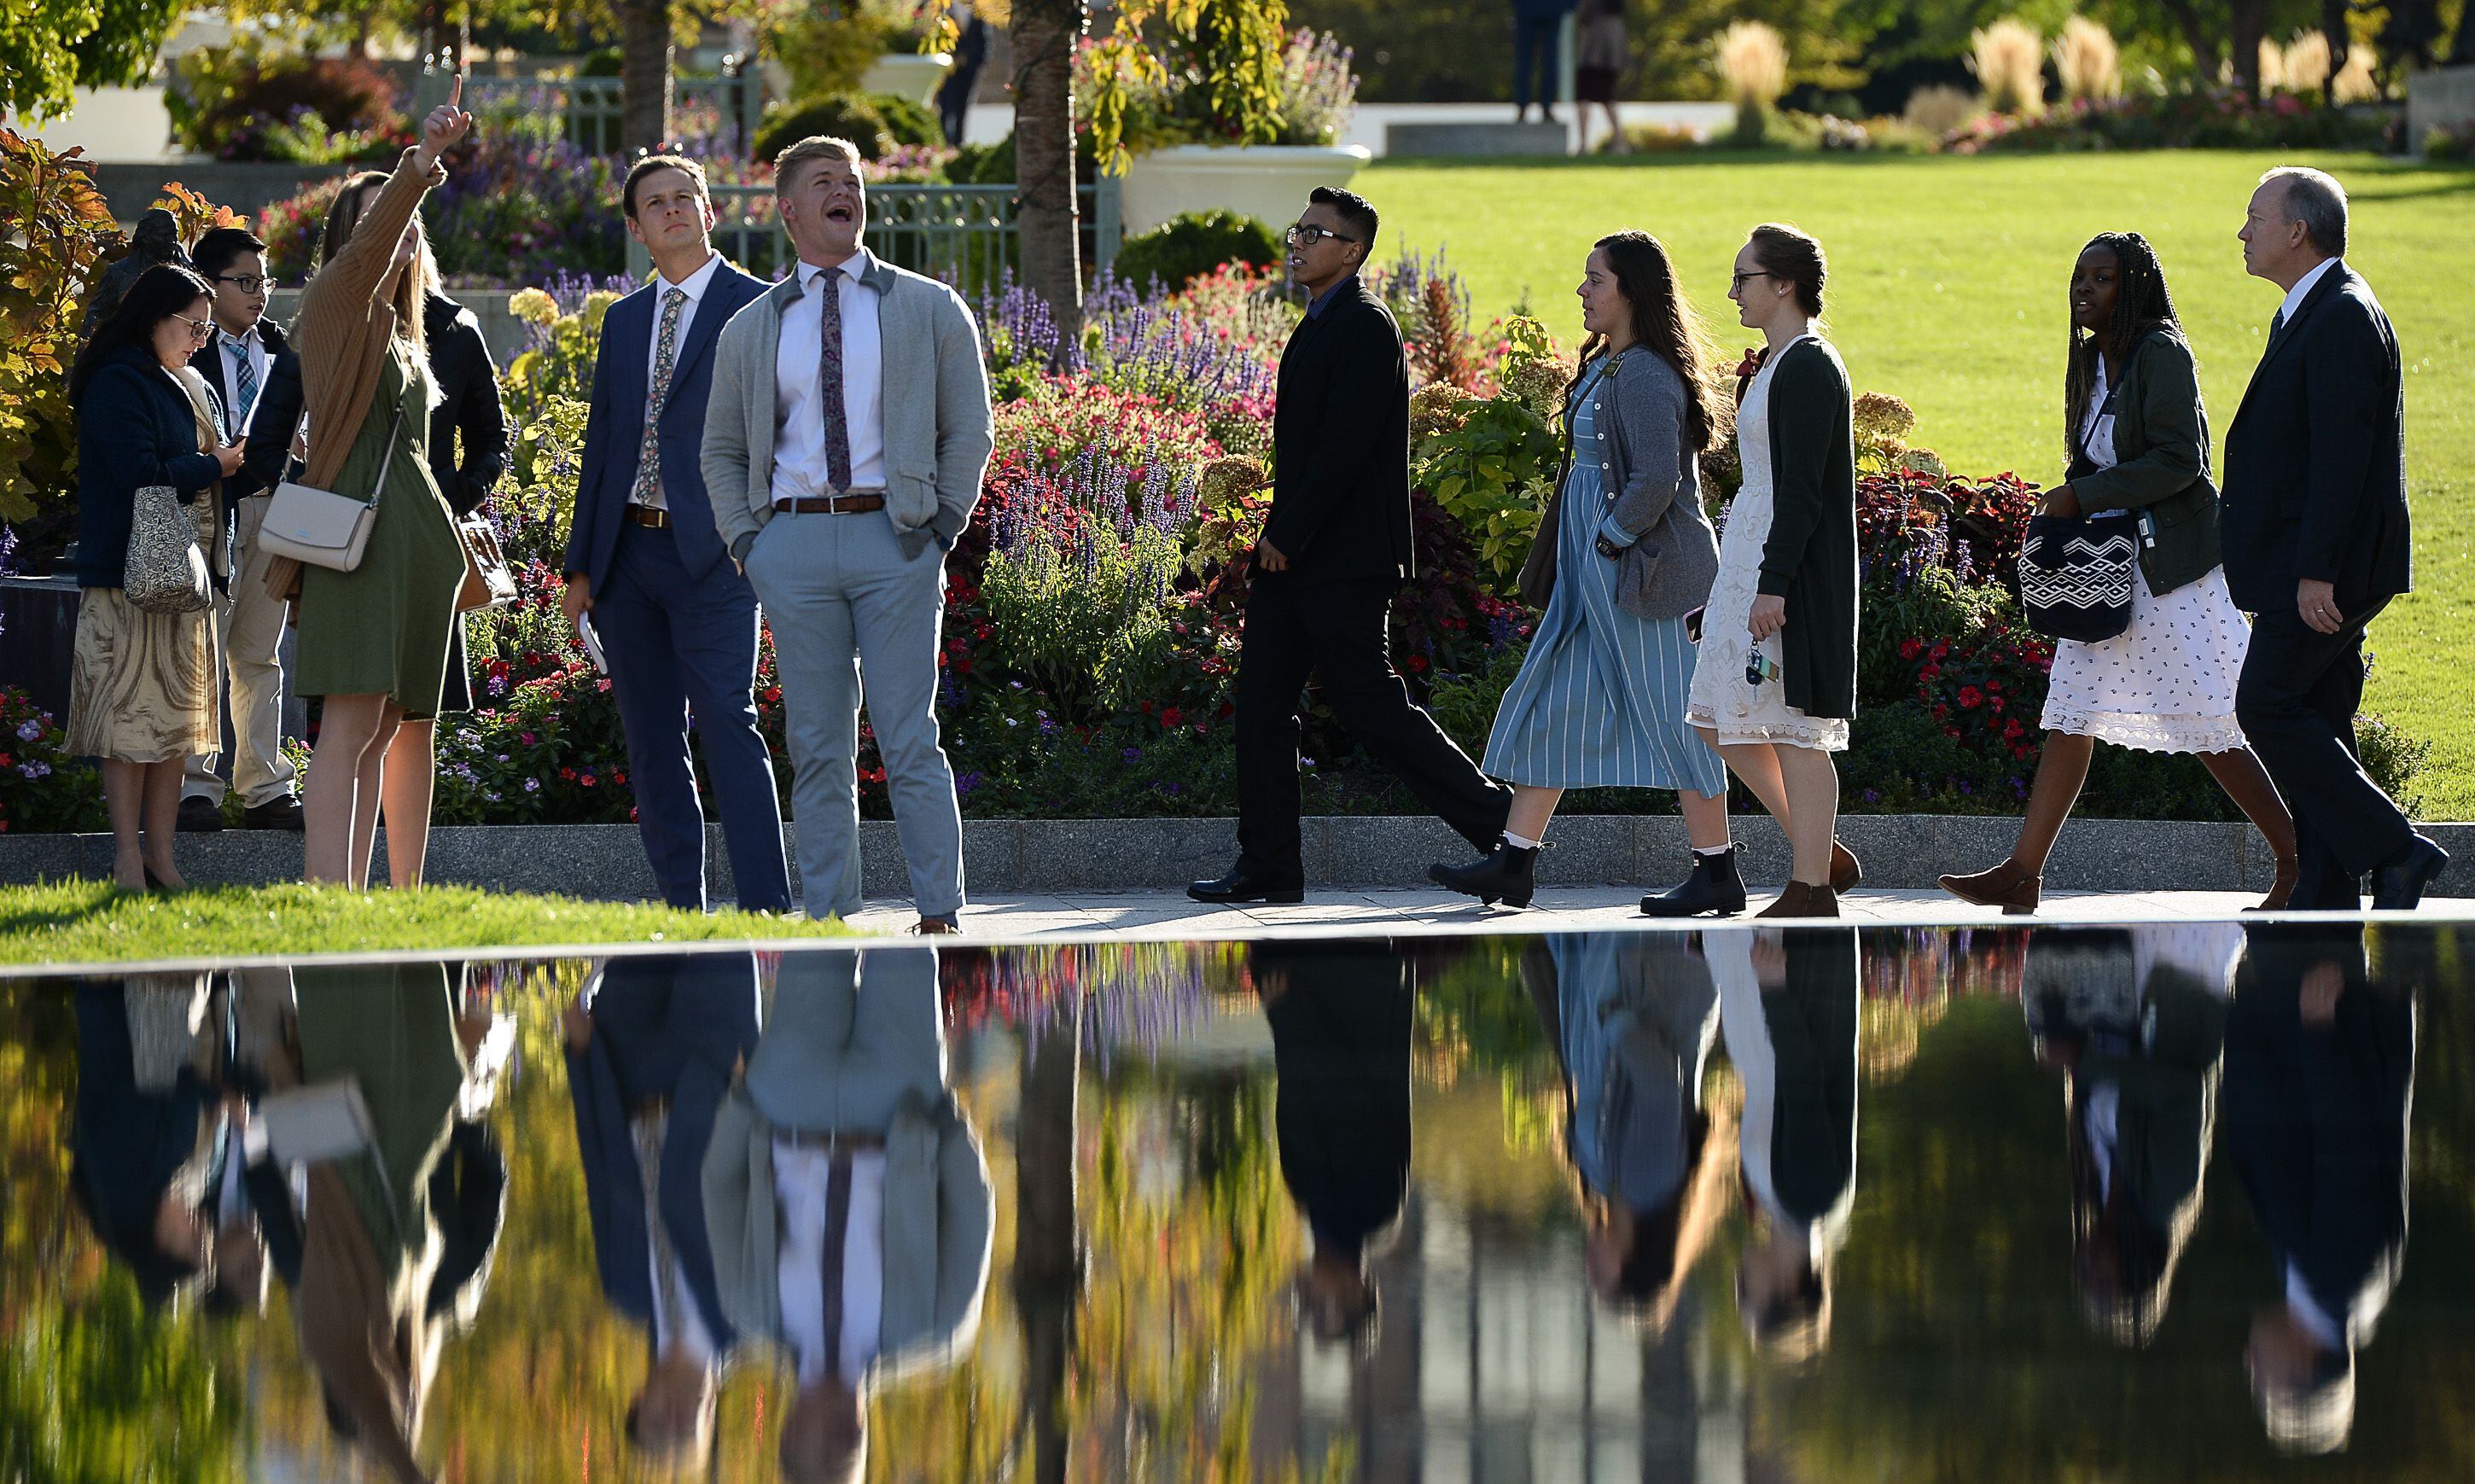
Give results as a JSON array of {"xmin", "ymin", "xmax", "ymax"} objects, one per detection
[{"xmin": 632, "ymin": 178, "xmax": 1124, "ymax": 292}]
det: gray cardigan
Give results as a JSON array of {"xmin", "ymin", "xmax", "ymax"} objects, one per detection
[
  {"xmin": 700, "ymin": 249, "xmax": 995, "ymax": 562},
  {"xmin": 1517, "ymin": 349, "xmax": 1721, "ymax": 620}
]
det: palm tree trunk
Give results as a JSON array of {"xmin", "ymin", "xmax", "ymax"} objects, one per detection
[
  {"xmin": 622, "ymin": 0, "xmax": 675, "ymax": 158},
  {"xmin": 1011, "ymin": 0, "xmax": 1088, "ymax": 346}
]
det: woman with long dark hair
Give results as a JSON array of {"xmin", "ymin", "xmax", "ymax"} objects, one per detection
[
  {"xmin": 67, "ymin": 263, "xmax": 246, "ymax": 891},
  {"xmin": 1940, "ymin": 234, "xmax": 2294, "ymax": 913},
  {"xmin": 1430, "ymin": 231, "xmax": 1733, "ymax": 909},
  {"xmin": 272, "ymin": 85, "xmax": 475, "ymax": 887},
  {"xmin": 1686, "ymin": 223, "xmax": 1861, "ymax": 920}
]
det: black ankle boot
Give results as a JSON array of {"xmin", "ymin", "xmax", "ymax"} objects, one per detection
[
  {"xmin": 1640, "ymin": 848, "xmax": 1748, "ymax": 918},
  {"xmin": 1429, "ymin": 839, "xmax": 1539, "ymax": 907}
]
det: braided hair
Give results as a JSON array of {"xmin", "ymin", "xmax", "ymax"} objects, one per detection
[{"xmin": 2065, "ymin": 231, "xmax": 2179, "ymax": 465}]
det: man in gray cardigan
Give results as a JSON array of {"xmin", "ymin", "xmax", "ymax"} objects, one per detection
[{"xmin": 702, "ymin": 136, "xmax": 995, "ymax": 930}]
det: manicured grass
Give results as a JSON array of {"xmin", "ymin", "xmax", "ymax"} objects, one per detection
[
  {"xmin": 0, "ymin": 882, "xmax": 846, "ymax": 969},
  {"xmin": 1358, "ymin": 152, "xmax": 2475, "ymax": 818}
]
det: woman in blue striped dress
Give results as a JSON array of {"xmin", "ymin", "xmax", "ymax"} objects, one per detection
[{"xmin": 1430, "ymin": 233, "xmax": 1737, "ymax": 909}]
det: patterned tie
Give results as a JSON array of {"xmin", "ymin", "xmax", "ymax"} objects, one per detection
[
  {"xmin": 816, "ymin": 267, "xmax": 853, "ymax": 492},
  {"xmin": 224, "ymin": 339, "xmax": 258, "ymax": 432},
  {"xmin": 632, "ymin": 286, "xmax": 690, "ymax": 508}
]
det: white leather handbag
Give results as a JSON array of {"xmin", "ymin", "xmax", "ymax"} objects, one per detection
[{"xmin": 258, "ymin": 410, "xmax": 402, "ymax": 572}]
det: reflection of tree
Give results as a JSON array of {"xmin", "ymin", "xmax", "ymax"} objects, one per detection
[{"xmin": 1016, "ymin": 1004, "xmax": 1080, "ymax": 1484}]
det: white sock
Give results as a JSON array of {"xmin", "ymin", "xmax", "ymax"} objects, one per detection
[
  {"xmin": 1694, "ymin": 843, "xmax": 1733, "ymax": 858},
  {"xmin": 1503, "ymin": 831, "xmax": 1543, "ymax": 851}
]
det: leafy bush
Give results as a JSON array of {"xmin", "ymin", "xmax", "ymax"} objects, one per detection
[
  {"xmin": 868, "ymin": 90, "xmax": 944, "ymax": 148},
  {"xmin": 1111, "ymin": 210, "xmax": 1283, "ymax": 294},
  {"xmin": 0, "ymin": 687, "xmax": 102, "ymax": 834},
  {"xmin": 0, "ymin": 129, "xmax": 125, "ymax": 560},
  {"xmin": 754, "ymin": 94, "xmax": 894, "ymax": 162},
  {"xmin": 1948, "ymin": 86, "xmax": 2392, "ymax": 154},
  {"xmin": 1409, "ymin": 316, "xmax": 1562, "ymax": 586},
  {"xmin": 169, "ymin": 53, "xmax": 404, "ymax": 160}
]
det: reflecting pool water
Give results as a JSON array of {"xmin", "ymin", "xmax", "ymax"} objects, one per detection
[{"xmin": 4, "ymin": 921, "xmax": 2467, "ymax": 1481}]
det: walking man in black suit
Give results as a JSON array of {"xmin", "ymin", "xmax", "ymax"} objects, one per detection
[
  {"xmin": 1191, "ymin": 188, "xmax": 1511, "ymax": 904},
  {"xmin": 2223, "ymin": 166, "xmax": 2447, "ymax": 911}
]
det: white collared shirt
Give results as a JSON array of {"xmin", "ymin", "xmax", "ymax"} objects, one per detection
[
  {"xmin": 2276, "ymin": 257, "xmax": 2341, "ymax": 335},
  {"xmin": 216, "ymin": 323, "xmax": 270, "ymax": 438},
  {"xmin": 632, "ymin": 250, "xmax": 726, "ymax": 511},
  {"xmin": 772, "ymin": 250, "xmax": 888, "ymax": 502},
  {"xmin": 772, "ymin": 1139, "xmax": 888, "ymax": 1385}
]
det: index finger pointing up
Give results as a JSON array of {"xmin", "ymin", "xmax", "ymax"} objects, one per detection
[{"xmin": 449, "ymin": 73, "xmax": 463, "ymax": 110}]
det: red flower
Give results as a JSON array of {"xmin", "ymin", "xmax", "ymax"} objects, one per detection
[
  {"xmin": 1405, "ymin": 654, "xmax": 1429, "ymax": 672},
  {"xmin": 1898, "ymin": 638, "xmax": 1923, "ymax": 661},
  {"xmin": 1162, "ymin": 707, "xmax": 1184, "ymax": 727},
  {"xmin": 1958, "ymin": 686, "xmax": 1983, "ymax": 710},
  {"xmin": 2003, "ymin": 719, "xmax": 2025, "ymax": 740}
]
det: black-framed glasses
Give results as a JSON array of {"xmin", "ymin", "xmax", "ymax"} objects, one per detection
[
  {"xmin": 170, "ymin": 311, "xmax": 214, "ymax": 342},
  {"xmin": 213, "ymin": 274, "xmax": 269, "ymax": 294},
  {"xmin": 1285, "ymin": 223, "xmax": 1359, "ymax": 248},
  {"xmin": 1730, "ymin": 270, "xmax": 1775, "ymax": 291}
]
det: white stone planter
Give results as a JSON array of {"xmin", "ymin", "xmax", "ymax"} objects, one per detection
[
  {"xmin": 859, "ymin": 51, "xmax": 954, "ymax": 106},
  {"xmin": 1117, "ymin": 143, "xmax": 1374, "ymax": 238}
]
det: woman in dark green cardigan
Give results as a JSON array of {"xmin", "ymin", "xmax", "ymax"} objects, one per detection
[
  {"xmin": 1686, "ymin": 224, "xmax": 1861, "ymax": 919},
  {"xmin": 1940, "ymin": 234, "xmax": 2296, "ymax": 914}
]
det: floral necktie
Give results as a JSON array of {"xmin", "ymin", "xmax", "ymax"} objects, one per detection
[
  {"xmin": 632, "ymin": 286, "xmax": 689, "ymax": 508},
  {"xmin": 816, "ymin": 267, "xmax": 853, "ymax": 492}
]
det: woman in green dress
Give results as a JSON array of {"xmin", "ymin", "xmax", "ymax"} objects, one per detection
[{"xmin": 285, "ymin": 85, "xmax": 475, "ymax": 886}]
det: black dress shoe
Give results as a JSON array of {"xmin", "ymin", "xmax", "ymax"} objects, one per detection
[
  {"xmin": 242, "ymin": 794, "xmax": 306, "ymax": 830},
  {"xmin": 1641, "ymin": 848, "xmax": 1748, "ymax": 918},
  {"xmin": 1188, "ymin": 868, "xmax": 1304, "ymax": 905},
  {"xmin": 1430, "ymin": 840, "xmax": 1539, "ymax": 908},
  {"xmin": 2369, "ymin": 835, "xmax": 2449, "ymax": 911},
  {"xmin": 176, "ymin": 796, "xmax": 225, "ymax": 833}
]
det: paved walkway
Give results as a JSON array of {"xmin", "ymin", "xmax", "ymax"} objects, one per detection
[{"xmin": 836, "ymin": 887, "xmax": 2470, "ymax": 940}]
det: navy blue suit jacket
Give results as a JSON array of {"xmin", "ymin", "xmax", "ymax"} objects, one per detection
[
  {"xmin": 565, "ymin": 952, "xmax": 760, "ymax": 1352},
  {"xmin": 567, "ymin": 259, "xmax": 768, "ymax": 591}
]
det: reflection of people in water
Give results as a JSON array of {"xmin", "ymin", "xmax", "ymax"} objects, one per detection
[
  {"xmin": 1523, "ymin": 933, "xmax": 1732, "ymax": 1329},
  {"xmin": 70, "ymin": 975, "xmax": 225, "ymax": 1312},
  {"xmin": 564, "ymin": 950, "xmax": 761, "ymax": 1466},
  {"xmin": 2023, "ymin": 924, "xmax": 2239, "ymax": 1346},
  {"xmin": 1709, "ymin": 925, "xmax": 1858, "ymax": 1361},
  {"xmin": 2224, "ymin": 923, "xmax": 2413, "ymax": 1456},
  {"xmin": 1257, "ymin": 940, "xmax": 1412, "ymax": 1347},
  {"xmin": 701, "ymin": 946, "xmax": 994, "ymax": 1484}
]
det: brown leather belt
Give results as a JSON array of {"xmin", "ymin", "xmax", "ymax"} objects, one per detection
[
  {"xmin": 772, "ymin": 493, "xmax": 885, "ymax": 515},
  {"xmin": 622, "ymin": 504, "xmax": 671, "ymax": 528},
  {"xmin": 775, "ymin": 1127, "xmax": 889, "ymax": 1150}
]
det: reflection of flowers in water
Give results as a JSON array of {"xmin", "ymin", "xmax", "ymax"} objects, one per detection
[
  {"xmin": 942, "ymin": 942, "xmax": 1245, "ymax": 1066},
  {"xmin": 1858, "ymin": 925, "xmax": 2031, "ymax": 1080}
]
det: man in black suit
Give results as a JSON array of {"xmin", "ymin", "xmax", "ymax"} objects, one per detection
[
  {"xmin": 2223, "ymin": 167, "xmax": 2446, "ymax": 910},
  {"xmin": 2223, "ymin": 924, "xmax": 2412, "ymax": 1454},
  {"xmin": 1190, "ymin": 188, "xmax": 1511, "ymax": 904}
]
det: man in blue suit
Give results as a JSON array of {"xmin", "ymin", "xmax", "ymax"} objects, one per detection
[
  {"xmin": 565, "ymin": 154, "xmax": 793, "ymax": 913},
  {"xmin": 564, "ymin": 951, "xmax": 763, "ymax": 1466}
]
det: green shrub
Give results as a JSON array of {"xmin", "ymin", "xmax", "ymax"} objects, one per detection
[
  {"xmin": 867, "ymin": 90, "xmax": 943, "ymax": 148},
  {"xmin": 577, "ymin": 47, "xmax": 623, "ymax": 79},
  {"xmin": 947, "ymin": 130, "xmax": 1100, "ymax": 186},
  {"xmin": 753, "ymin": 94, "xmax": 894, "ymax": 163},
  {"xmin": 1111, "ymin": 210, "xmax": 1283, "ymax": 294}
]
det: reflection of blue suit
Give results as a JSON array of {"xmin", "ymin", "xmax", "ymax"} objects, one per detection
[
  {"xmin": 567, "ymin": 952, "xmax": 762, "ymax": 1351},
  {"xmin": 565, "ymin": 260, "xmax": 791, "ymax": 914}
]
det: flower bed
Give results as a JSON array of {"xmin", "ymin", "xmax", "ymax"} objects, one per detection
[
  {"xmin": 2, "ymin": 253, "xmax": 2425, "ymax": 831},
  {"xmin": 1945, "ymin": 88, "xmax": 2395, "ymax": 154}
]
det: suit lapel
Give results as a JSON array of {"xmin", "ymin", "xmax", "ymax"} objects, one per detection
[
  {"xmin": 2235, "ymin": 264, "xmax": 2348, "ymax": 427},
  {"xmin": 667, "ymin": 264, "xmax": 754, "ymax": 387}
]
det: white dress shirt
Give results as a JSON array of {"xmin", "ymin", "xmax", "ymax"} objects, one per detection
[
  {"xmin": 632, "ymin": 250, "xmax": 726, "ymax": 512},
  {"xmin": 2276, "ymin": 256, "xmax": 2341, "ymax": 335},
  {"xmin": 773, "ymin": 1139, "xmax": 888, "ymax": 1384},
  {"xmin": 772, "ymin": 250, "xmax": 888, "ymax": 503},
  {"xmin": 216, "ymin": 323, "xmax": 271, "ymax": 439}
]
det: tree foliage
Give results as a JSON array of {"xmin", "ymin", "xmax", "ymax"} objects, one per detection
[
  {"xmin": 0, "ymin": 0, "xmax": 186, "ymax": 123},
  {"xmin": 0, "ymin": 129, "xmax": 125, "ymax": 539}
]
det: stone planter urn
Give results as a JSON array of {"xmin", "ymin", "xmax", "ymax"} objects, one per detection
[
  {"xmin": 1117, "ymin": 143, "xmax": 1374, "ymax": 239},
  {"xmin": 859, "ymin": 51, "xmax": 954, "ymax": 105}
]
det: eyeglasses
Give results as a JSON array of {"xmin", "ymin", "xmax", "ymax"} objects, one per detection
[
  {"xmin": 1730, "ymin": 271, "xmax": 1775, "ymax": 291},
  {"xmin": 170, "ymin": 312, "xmax": 215, "ymax": 342},
  {"xmin": 1284, "ymin": 223, "xmax": 1360, "ymax": 248},
  {"xmin": 213, "ymin": 274, "xmax": 269, "ymax": 294}
]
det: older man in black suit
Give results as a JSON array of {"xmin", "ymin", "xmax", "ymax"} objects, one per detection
[
  {"xmin": 2223, "ymin": 166, "xmax": 2446, "ymax": 911},
  {"xmin": 1190, "ymin": 187, "xmax": 1511, "ymax": 905}
]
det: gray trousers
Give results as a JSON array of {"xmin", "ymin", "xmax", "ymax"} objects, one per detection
[
  {"xmin": 743, "ymin": 509, "xmax": 964, "ymax": 920},
  {"xmin": 748, "ymin": 947, "xmax": 944, "ymax": 1133},
  {"xmin": 184, "ymin": 496, "xmax": 300, "ymax": 806}
]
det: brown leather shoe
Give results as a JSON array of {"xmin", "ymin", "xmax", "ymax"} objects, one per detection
[
  {"xmin": 912, "ymin": 916, "xmax": 959, "ymax": 935},
  {"xmin": 1829, "ymin": 838, "xmax": 1862, "ymax": 894},
  {"xmin": 1937, "ymin": 859, "xmax": 2041, "ymax": 915},
  {"xmin": 1756, "ymin": 881, "xmax": 1840, "ymax": 919}
]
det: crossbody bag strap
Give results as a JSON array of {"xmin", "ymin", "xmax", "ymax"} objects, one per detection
[{"xmin": 364, "ymin": 408, "xmax": 405, "ymax": 510}]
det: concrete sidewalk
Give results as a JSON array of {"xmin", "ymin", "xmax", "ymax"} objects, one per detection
[{"xmin": 836, "ymin": 886, "xmax": 2471, "ymax": 941}]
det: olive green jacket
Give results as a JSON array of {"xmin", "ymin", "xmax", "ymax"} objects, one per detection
[{"xmin": 2067, "ymin": 330, "xmax": 2222, "ymax": 597}]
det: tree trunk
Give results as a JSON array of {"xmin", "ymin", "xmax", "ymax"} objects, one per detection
[
  {"xmin": 2154, "ymin": 0, "xmax": 2223, "ymax": 80},
  {"xmin": 621, "ymin": 0, "xmax": 675, "ymax": 158},
  {"xmin": 1013, "ymin": 1010, "xmax": 1083, "ymax": 1484},
  {"xmin": 1012, "ymin": 0, "xmax": 1088, "ymax": 346},
  {"xmin": 2231, "ymin": 0, "xmax": 2270, "ymax": 95},
  {"xmin": 2455, "ymin": 5, "xmax": 2475, "ymax": 64},
  {"xmin": 2323, "ymin": 0, "xmax": 2351, "ymax": 105}
]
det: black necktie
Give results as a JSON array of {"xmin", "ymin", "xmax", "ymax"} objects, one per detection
[
  {"xmin": 2270, "ymin": 309, "xmax": 2286, "ymax": 341},
  {"xmin": 818, "ymin": 1150, "xmax": 853, "ymax": 1380}
]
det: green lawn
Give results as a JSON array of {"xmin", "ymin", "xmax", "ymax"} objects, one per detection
[
  {"xmin": 1357, "ymin": 152, "xmax": 2475, "ymax": 818},
  {"xmin": 0, "ymin": 882, "xmax": 847, "ymax": 969}
]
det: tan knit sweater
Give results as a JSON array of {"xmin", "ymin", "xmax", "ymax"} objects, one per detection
[{"xmin": 265, "ymin": 148, "xmax": 445, "ymax": 599}]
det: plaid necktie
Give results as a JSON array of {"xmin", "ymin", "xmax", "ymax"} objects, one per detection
[
  {"xmin": 224, "ymin": 338, "xmax": 258, "ymax": 431},
  {"xmin": 816, "ymin": 267, "xmax": 853, "ymax": 492},
  {"xmin": 632, "ymin": 287, "xmax": 690, "ymax": 508}
]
